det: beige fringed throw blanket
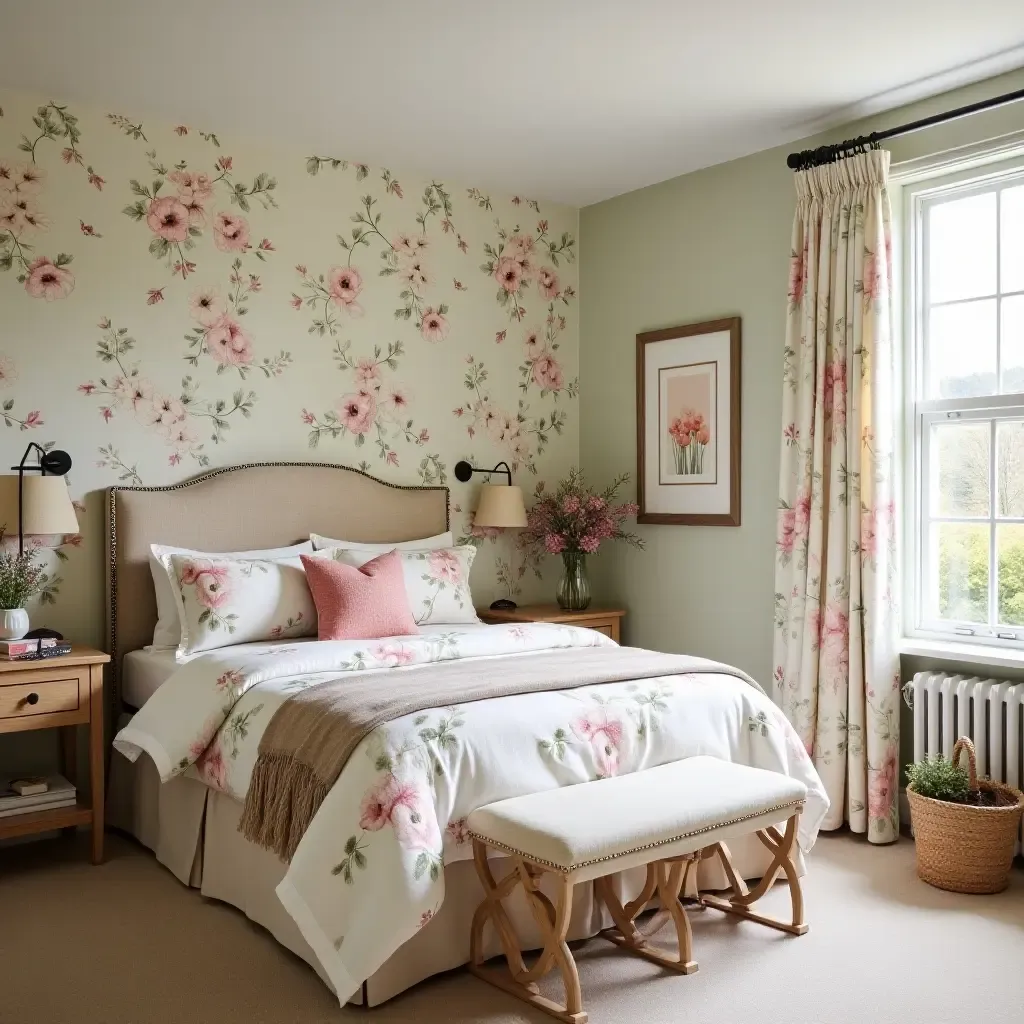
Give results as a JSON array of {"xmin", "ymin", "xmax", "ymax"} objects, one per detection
[{"xmin": 238, "ymin": 646, "xmax": 763, "ymax": 861}]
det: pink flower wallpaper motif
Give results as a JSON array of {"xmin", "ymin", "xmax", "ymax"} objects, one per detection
[
  {"xmin": 480, "ymin": 217, "xmax": 575, "ymax": 324},
  {"xmin": 121, "ymin": 139, "xmax": 276, "ymax": 282},
  {"xmin": 0, "ymin": 149, "xmax": 76, "ymax": 297},
  {"xmin": 303, "ymin": 339, "xmax": 429, "ymax": 467},
  {"xmin": 79, "ymin": 318, "xmax": 259, "ymax": 468},
  {"xmin": 0, "ymin": 88, "xmax": 579, "ymax": 633},
  {"xmin": 24, "ymin": 255, "xmax": 75, "ymax": 299}
]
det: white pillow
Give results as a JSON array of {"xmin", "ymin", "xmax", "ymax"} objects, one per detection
[
  {"xmin": 162, "ymin": 553, "xmax": 317, "ymax": 658},
  {"xmin": 149, "ymin": 541, "xmax": 313, "ymax": 649},
  {"xmin": 309, "ymin": 531, "xmax": 453, "ymax": 552},
  {"xmin": 316, "ymin": 545, "xmax": 478, "ymax": 625}
]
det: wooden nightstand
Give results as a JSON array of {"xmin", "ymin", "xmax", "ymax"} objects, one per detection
[
  {"xmin": 0, "ymin": 646, "xmax": 110, "ymax": 863},
  {"xmin": 478, "ymin": 605, "xmax": 626, "ymax": 643}
]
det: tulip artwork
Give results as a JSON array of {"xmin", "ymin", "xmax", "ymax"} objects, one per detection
[
  {"xmin": 661, "ymin": 361, "xmax": 716, "ymax": 483},
  {"xmin": 637, "ymin": 317, "xmax": 740, "ymax": 526},
  {"xmin": 668, "ymin": 409, "xmax": 712, "ymax": 475}
]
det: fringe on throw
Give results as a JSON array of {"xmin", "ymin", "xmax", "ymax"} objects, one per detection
[{"xmin": 238, "ymin": 752, "xmax": 329, "ymax": 863}]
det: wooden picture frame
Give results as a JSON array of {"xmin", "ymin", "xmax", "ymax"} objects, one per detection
[{"xmin": 636, "ymin": 317, "xmax": 741, "ymax": 526}]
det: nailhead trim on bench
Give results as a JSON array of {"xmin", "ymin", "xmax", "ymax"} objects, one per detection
[{"xmin": 468, "ymin": 798, "xmax": 805, "ymax": 873}]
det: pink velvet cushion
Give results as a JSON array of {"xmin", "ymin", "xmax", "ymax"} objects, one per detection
[{"xmin": 301, "ymin": 550, "xmax": 419, "ymax": 641}]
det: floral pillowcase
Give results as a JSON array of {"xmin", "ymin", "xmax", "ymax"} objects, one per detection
[
  {"xmin": 162, "ymin": 552, "xmax": 317, "ymax": 658},
  {"xmin": 314, "ymin": 545, "xmax": 479, "ymax": 625}
]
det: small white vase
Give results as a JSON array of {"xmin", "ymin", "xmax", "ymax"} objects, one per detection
[{"xmin": 0, "ymin": 608, "xmax": 30, "ymax": 641}]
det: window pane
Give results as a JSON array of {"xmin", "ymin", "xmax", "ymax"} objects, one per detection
[
  {"xmin": 931, "ymin": 422, "xmax": 990, "ymax": 517},
  {"xmin": 928, "ymin": 192, "xmax": 996, "ymax": 302},
  {"xmin": 1002, "ymin": 295, "xmax": 1024, "ymax": 394},
  {"xmin": 1002, "ymin": 184, "xmax": 1024, "ymax": 294},
  {"xmin": 998, "ymin": 525, "xmax": 1024, "ymax": 625},
  {"xmin": 932, "ymin": 523, "xmax": 989, "ymax": 623},
  {"xmin": 996, "ymin": 420, "xmax": 1024, "ymax": 517},
  {"xmin": 927, "ymin": 299, "xmax": 997, "ymax": 397}
]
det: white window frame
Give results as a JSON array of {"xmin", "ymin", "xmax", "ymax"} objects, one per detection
[{"xmin": 902, "ymin": 156, "xmax": 1024, "ymax": 650}]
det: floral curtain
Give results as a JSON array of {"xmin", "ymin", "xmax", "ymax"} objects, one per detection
[{"xmin": 772, "ymin": 150, "xmax": 901, "ymax": 844}]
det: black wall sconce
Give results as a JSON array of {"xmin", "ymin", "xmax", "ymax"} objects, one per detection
[
  {"xmin": 454, "ymin": 460, "xmax": 527, "ymax": 611},
  {"xmin": 0, "ymin": 443, "xmax": 76, "ymax": 641},
  {"xmin": 10, "ymin": 443, "xmax": 75, "ymax": 558},
  {"xmin": 454, "ymin": 460, "xmax": 513, "ymax": 485}
]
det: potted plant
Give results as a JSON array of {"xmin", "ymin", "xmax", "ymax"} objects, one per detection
[
  {"xmin": 521, "ymin": 469, "xmax": 643, "ymax": 611},
  {"xmin": 906, "ymin": 737, "xmax": 1024, "ymax": 894},
  {"xmin": 0, "ymin": 530, "xmax": 45, "ymax": 640}
]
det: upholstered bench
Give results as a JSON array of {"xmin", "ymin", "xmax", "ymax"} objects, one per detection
[{"xmin": 466, "ymin": 756, "xmax": 808, "ymax": 1024}]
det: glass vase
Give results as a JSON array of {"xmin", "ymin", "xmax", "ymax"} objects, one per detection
[{"xmin": 556, "ymin": 551, "xmax": 591, "ymax": 611}]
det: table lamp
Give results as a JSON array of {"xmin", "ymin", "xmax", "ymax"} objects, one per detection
[{"xmin": 454, "ymin": 460, "xmax": 527, "ymax": 611}]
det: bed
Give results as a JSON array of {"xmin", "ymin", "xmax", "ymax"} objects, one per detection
[{"xmin": 104, "ymin": 461, "xmax": 829, "ymax": 1008}]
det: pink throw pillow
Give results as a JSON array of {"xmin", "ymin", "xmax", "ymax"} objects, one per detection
[{"xmin": 301, "ymin": 550, "xmax": 419, "ymax": 641}]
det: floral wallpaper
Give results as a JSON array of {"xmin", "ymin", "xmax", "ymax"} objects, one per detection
[{"xmin": 0, "ymin": 90, "xmax": 579, "ymax": 643}]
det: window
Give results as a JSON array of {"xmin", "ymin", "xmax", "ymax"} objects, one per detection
[{"xmin": 906, "ymin": 163, "xmax": 1024, "ymax": 647}]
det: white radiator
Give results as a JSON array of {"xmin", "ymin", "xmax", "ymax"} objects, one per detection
[{"xmin": 906, "ymin": 672, "xmax": 1024, "ymax": 854}]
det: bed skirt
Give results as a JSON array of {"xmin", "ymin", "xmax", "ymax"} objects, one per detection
[{"xmin": 107, "ymin": 725, "xmax": 804, "ymax": 1007}]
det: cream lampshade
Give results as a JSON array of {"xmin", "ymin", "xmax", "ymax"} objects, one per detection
[
  {"xmin": 473, "ymin": 484, "xmax": 527, "ymax": 529},
  {"xmin": 0, "ymin": 474, "xmax": 79, "ymax": 540},
  {"xmin": 21, "ymin": 475, "xmax": 79, "ymax": 535},
  {"xmin": 0, "ymin": 475, "xmax": 19, "ymax": 536}
]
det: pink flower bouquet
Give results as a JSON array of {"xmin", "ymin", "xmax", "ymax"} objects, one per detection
[
  {"xmin": 522, "ymin": 468, "xmax": 643, "ymax": 557},
  {"xmin": 521, "ymin": 469, "xmax": 642, "ymax": 610}
]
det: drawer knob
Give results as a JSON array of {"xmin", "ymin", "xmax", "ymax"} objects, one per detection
[{"xmin": 25, "ymin": 692, "xmax": 40, "ymax": 706}]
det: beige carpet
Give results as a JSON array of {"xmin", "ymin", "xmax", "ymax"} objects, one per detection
[{"xmin": 1, "ymin": 832, "xmax": 1022, "ymax": 1024}]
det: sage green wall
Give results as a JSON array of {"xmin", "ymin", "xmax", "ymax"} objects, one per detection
[{"xmin": 580, "ymin": 67, "xmax": 1024, "ymax": 685}]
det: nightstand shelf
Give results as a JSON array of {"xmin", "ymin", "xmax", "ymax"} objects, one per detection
[
  {"xmin": 0, "ymin": 646, "xmax": 110, "ymax": 863},
  {"xmin": 0, "ymin": 800, "xmax": 92, "ymax": 842},
  {"xmin": 478, "ymin": 605, "xmax": 626, "ymax": 643}
]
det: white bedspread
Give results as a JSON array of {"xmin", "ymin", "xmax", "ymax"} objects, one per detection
[{"xmin": 114, "ymin": 623, "xmax": 828, "ymax": 1004}]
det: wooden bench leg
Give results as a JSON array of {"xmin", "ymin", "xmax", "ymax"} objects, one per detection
[
  {"xmin": 469, "ymin": 839, "xmax": 588, "ymax": 1024},
  {"xmin": 597, "ymin": 859, "xmax": 699, "ymax": 974},
  {"xmin": 698, "ymin": 809, "xmax": 809, "ymax": 936}
]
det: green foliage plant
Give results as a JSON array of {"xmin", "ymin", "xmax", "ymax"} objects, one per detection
[{"xmin": 905, "ymin": 755, "xmax": 971, "ymax": 804}]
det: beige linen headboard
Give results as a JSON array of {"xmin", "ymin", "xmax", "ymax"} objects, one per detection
[{"xmin": 105, "ymin": 461, "xmax": 449, "ymax": 705}]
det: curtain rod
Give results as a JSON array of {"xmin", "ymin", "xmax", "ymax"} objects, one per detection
[{"xmin": 786, "ymin": 85, "xmax": 1024, "ymax": 171}]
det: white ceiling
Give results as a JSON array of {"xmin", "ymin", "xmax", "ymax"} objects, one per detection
[{"xmin": 2, "ymin": 1, "xmax": 1024, "ymax": 206}]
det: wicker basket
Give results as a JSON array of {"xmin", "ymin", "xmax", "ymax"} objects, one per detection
[{"xmin": 908, "ymin": 737, "xmax": 1024, "ymax": 894}]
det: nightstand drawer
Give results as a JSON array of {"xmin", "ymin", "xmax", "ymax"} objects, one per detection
[
  {"xmin": 0, "ymin": 675, "xmax": 81, "ymax": 720},
  {"xmin": 590, "ymin": 624, "xmax": 614, "ymax": 638}
]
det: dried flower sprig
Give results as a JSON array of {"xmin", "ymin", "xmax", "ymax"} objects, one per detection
[{"xmin": 0, "ymin": 529, "xmax": 46, "ymax": 609}]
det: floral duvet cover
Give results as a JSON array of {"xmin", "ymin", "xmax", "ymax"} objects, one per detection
[{"xmin": 115, "ymin": 622, "xmax": 829, "ymax": 1004}]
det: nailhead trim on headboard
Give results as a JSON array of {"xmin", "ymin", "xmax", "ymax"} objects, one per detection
[{"xmin": 105, "ymin": 460, "xmax": 450, "ymax": 712}]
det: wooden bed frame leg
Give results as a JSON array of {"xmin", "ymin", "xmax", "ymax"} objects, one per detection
[
  {"xmin": 697, "ymin": 809, "xmax": 809, "ymax": 936},
  {"xmin": 597, "ymin": 859, "xmax": 699, "ymax": 974},
  {"xmin": 468, "ymin": 840, "xmax": 588, "ymax": 1024}
]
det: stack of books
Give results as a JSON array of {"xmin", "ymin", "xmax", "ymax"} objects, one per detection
[
  {"xmin": 0, "ymin": 637, "xmax": 72, "ymax": 661},
  {"xmin": 0, "ymin": 775, "xmax": 77, "ymax": 819}
]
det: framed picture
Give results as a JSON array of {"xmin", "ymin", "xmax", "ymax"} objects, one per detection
[{"xmin": 636, "ymin": 317, "xmax": 741, "ymax": 526}]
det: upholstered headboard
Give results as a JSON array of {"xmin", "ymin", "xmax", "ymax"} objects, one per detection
[{"xmin": 105, "ymin": 461, "xmax": 449, "ymax": 703}]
